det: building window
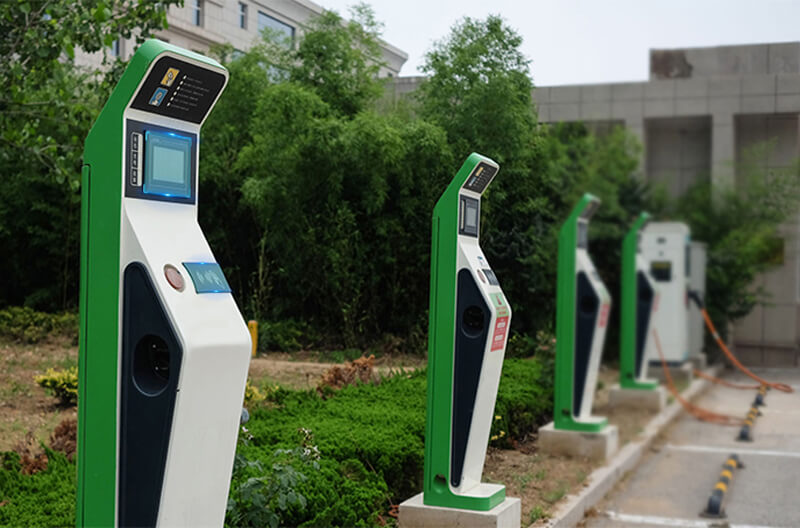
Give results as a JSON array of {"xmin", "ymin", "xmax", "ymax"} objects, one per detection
[
  {"xmin": 111, "ymin": 39, "xmax": 121, "ymax": 58},
  {"xmin": 192, "ymin": 0, "xmax": 203, "ymax": 26},
  {"xmin": 258, "ymin": 11, "xmax": 294, "ymax": 46},
  {"xmin": 239, "ymin": 3, "xmax": 247, "ymax": 29}
]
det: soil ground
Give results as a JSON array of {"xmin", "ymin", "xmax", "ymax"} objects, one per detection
[
  {"xmin": 0, "ymin": 338, "xmax": 78, "ymax": 452},
  {"xmin": 484, "ymin": 366, "xmax": 660, "ymax": 525},
  {"xmin": 0, "ymin": 339, "xmax": 657, "ymax": 524}
]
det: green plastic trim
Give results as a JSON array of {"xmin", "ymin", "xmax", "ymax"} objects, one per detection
[
  {"xmin": 619, "ymin": 212, "xmax": 658, "ymax": 390},
  {"xmin": 77, "ymin": 39, "xmax": 226, "ymax": 528},
  {"xmin": 553, "ymin": 193, "xmax": 607, "ymax": 432},
  {"xmin": 423, "ymin": 153, "xmax": 505, "ymax": 511}
]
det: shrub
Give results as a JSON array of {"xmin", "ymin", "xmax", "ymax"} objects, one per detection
[
  {"xmin": 490, "ymin": 359, "xmax": 554, "ymax": 448},
  {"xmin": 226, "ymin": 428, "xmax": 321, "ymax": 528},
  {"xmin": 317, "ymin": 354, "xmax": 378, "ymax": 395},
  {"xmin": 35, "ymin": 367, "xmax": 79, "ymax": 405},
  {"xmin": 257, "ymin": 319, "xmax": 318, "ymax": 353},
  {"xmin": 0, "ymin": 307, "xmax": 79, "ymax": 344},
  {"xmin": 50, "ymin": 418, "xmax": 77, "ymax": 461},
  {"xmin": 243, "ymin": 378, "xmax": 266, "ymax": 408},
  {"xmin": 242, "ymin": 357, "xmax": 553, "ymax": 525},
  {"xmin": 0, "ymin": 358, "xmax": 554, "ymax": 527},
  {"xmin": 0, "ymin": 449, "xmax": 75, "ymax": 527}
]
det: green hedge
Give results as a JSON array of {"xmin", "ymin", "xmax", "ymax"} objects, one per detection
[
  {"xmin": 0, "ymin": 307, "xmax": 78, "ymax": 344},
  {"xmin": 239, "ymin": 358, "xmax": 552, "ymax": 525},
  {"xmin": 0, "ymin": 449, "xmax": 76, "ymax": 527},
  {"xmin": 0, "ymin": 358, "xmax": 552, "ymax": 527}
]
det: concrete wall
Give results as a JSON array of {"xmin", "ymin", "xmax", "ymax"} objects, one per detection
[
  {"xmin": 645, "ymin": 116, "xmax": 711, "ymax": 198},
  {"xmin": 527, "ymin": 44, "xmax": 800, "ymax": 366},
  {"xmin": 75, "ymin": 0, "xmax": 407, "ymax": 77}
]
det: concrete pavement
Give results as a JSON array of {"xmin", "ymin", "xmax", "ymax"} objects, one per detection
[{"xmin": 586, "ymin": 368, "xmax": 800, "ymax": 528}]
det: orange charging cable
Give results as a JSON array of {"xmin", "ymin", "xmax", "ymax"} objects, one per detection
[
  {"xmin": 654, "ymin": 328, "xmax": 743, "ymax": 426},
  {"xmin": 689, "ymin": 292, "xmax": 794, "ymax": 394}
]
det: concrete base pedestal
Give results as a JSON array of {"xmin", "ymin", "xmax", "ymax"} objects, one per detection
[
  {"xmin": 648, "ymin": 360, "xmax": 693, "ymax": 385},
  {"xmin": 538, "ymin": 422, "xmax": 619, "ymax": 461},
  {"xmin": 688, "ymin": 354, "xmax": 707, "ymax": 370},
  {"xmin": 608, "ymin": 384, "xmax": 666, "ymax": 412},
  {"xmin": 398, "ymin": 493, "xmax": 521, "ymax": 528}
]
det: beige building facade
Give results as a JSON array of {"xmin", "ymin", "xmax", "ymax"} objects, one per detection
[
  {"xmin": 535, "ymin": 42, "xmax": 800, "ymax": 366},
  {"xmin": 76, "ymin": 0, "xmax": 407, "ymax": 77}
]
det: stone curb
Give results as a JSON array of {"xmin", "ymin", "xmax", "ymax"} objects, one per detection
[{"xmin": 532, "ymin": 365, "xmax": 723, "ymax": 528}]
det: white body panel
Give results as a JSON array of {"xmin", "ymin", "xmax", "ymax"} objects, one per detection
[
  {"xmin": 642, "ymin": 222, "xmax": 690, "ymax": 363},
  {"xmin": 575, "ymin": 249, "xmax": 611, "ymax": 421},
  {"xmin": 451, "ymin": 190, "xmax": 510, "ymax": 498},
  {"xmin": 688, "ymin": 242, "xmax": 707, "ymax": 359},
  {"xmin": 120, "ymin": 200, "xmax": 251, "ymax": 528},
  {"xmin": 114, "ymin": 52, "xmax": 250, "ymax": 527}
]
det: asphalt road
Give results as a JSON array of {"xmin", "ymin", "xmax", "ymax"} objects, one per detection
[{"xmin": 586, "ymin": 368, "xmax": 800, "ymax": 528}]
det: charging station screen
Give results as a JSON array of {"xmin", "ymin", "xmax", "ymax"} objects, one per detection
[
  {"xmin": 144, "ymin": 131, "xmax": 192, "ymax": 198},
  {"xmin": 651, "ymin": 261, "xmax": 672, "ymax": 282},
  {"xmin": 465, "ymin": 203, "xmax": 478, "ymax": 230}
]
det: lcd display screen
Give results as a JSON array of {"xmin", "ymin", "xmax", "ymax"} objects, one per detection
[
  {"xmin": 650, "ymin": 261, "xmax": 672, "ymax": 282},
  {"xmin": 465, "ymin": 202, "xmax": 478, "ymax": 230},
  {"xmin": 144, "ymin": 131, "xmax": 192, "ymax": 198}
]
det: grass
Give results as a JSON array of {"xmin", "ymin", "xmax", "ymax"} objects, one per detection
[
  {"xmin": 542, "ymin": 482, "xmax": 568, "ymax": 504},
  {"xmin": 528, "ymin": 505, "xmax": 547, "ymax": 524}
]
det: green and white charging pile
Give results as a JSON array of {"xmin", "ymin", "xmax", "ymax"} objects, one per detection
[{"xmin": 78, "ymin": 40, "xmax": 250, "ymax": 527}]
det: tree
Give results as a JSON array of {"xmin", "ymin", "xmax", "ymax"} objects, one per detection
[
  {"xmin": 0, "ymin": 0, "xmax": 180, "ymax": 309},
  {"xmin": 290, "ymin": 4, "xmax": 386, "ymax": 117},
  {"xmin": 417, "ymin": 15, "xmax": 645, "ymax": 341},
  {"xmin": 674, "ymin": 144, "xmax": 800, "ymax": 341}
]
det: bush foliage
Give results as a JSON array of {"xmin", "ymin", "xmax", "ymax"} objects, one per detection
[
  {"xmin": 0, "ymin": 449, "xmax": 76, "ymax": 527},
  {"xmin": 238, "ymin": 358, "xmax": 550, "ymax": 525},
  {"xmin": 0, "ymin": 307, "xmax": 78, "ymax": 344},
  {"xmin": 35, "ymin": 367, "xmax": 79, "ymax": 406},
  {"xmin": 1, "ymin": 358, "xmax": 552, "ymax": 527}
]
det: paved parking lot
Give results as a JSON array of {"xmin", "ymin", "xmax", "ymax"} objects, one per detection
[{"xmin": 586, "ymin": 369, "xmax": 800, "ymax": 528}]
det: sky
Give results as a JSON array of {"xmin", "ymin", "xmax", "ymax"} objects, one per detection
[{"xmin": 320, "ymin": 0, "xmax": 800, "ymax": 86}]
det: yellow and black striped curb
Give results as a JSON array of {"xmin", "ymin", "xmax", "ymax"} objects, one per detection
[
  {"xmin": 753, "ymin": 384, "xmax": 768, "ymax": 407},
  {"xmin": 701, "ymin": 454, "xmax": 744, "ymax": 518},
  {"xmin": 737, "ymin": 404, "xmax": 761, "ymax": 442}
]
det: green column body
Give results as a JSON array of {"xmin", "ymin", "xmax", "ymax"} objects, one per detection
[
  {"xmin": 77, "ymin": 40, "xmax": 225, "ymax": 527},
  {"xmin": 553, "ymin": 193, "xmax": 606, "ymax": 432},
  {"xmin": 423, "ymin": 153, "xmax": 504, "ymax": 511},
  {"xmin": 619, "ymin": 212, "xmax": 658, "ymax": 390}
]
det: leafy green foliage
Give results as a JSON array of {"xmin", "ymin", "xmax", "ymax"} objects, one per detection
[
  {"xmin": 0, "ymin": 449, "xmax": 76, "ymax": 527},
  {"xmin": 491, "ymin": 359, "xmax": 553, "ymax": 447},
  {"xmin": 35, "ymin": 367, "xmax": 79, "ymax": 405},
  {"xmin": 290, "ymin": 5, "xmax": 386, "ymax": 116},
  {"xmin": 241, "ymin": 358, "xmax": 551, "ymax": 525},
  {"xmin": 673, "ymin": 144, "xmax": 800, "ymax": 340},
  {"xmin": 417, "ymin": 18, "xmax": 646, "ymax": 341},
  {"xmin": 1, "ymin": 358, "xmax": 552, "ymax": 527},
  {"xmin": 0, "ymin": 0, "xmax": 180, "ymax": 310},
  {"xmin": 226, "ymin": 429, "xmax": 320, "ymax": 528},
  {"xmin": 0, "ymin": 307, "xmax": 78, "ymax": 343}
]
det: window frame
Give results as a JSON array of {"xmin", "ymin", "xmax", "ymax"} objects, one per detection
[
  {"xmin": 257, "ymin": 11, "xmax": 295, "ymax": 46},
  {"xmin": 191, "ymin": 0, "xmax": 203, "ymax": 27},
  {"xmin": 238, "ymin": 2, "xmax": 247, "ymax": 30}
]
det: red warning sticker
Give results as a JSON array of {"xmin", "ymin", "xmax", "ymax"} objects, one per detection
[
  {"xmin": 597, "ymin": 303, "xmax": 611, "ymax": 328},
  {"xmin": 489, "ymin": 293, "xmax": 510, "ymax": 352},
  {"xmin": 491, "ymin": 315, "xmax": 509, "ymax": 351}
]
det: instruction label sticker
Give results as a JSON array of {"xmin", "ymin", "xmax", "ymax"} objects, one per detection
[
  {"xmin": 597, "ymin": 303, "xmax": 610, "ymax": 328},
  {"xmin": 490, "ymin": 293, "xmax": 510, "ymax": 352}
]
